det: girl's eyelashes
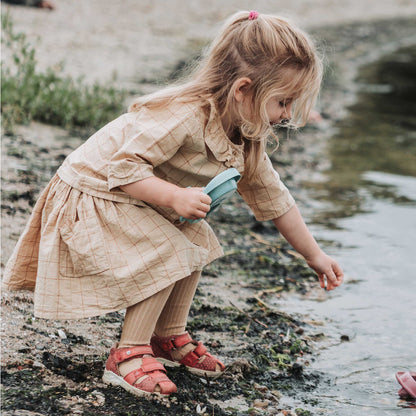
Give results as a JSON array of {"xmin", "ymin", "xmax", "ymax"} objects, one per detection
[{"xmin": 279, "ymin": 98, "xmax": 293, "ymax": 107}]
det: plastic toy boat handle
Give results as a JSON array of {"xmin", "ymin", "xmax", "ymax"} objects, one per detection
[
  {"xmin": 180, "ymin": 168, "xmax": 241, "ymax": 223},
  {"xmin": 396, "ymin": 371, "xmax": 416, "ymax": 398}
]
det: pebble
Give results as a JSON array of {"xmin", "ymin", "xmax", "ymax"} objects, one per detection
[
  {"xmin": 253, "ymin": 382, "xmax": 268, "ymax": 393},
  {"xmin": 35, "ymin": 343, "xmax": 46, "ymax": 351},
  {"xmin": 266, "ymin": 391, "xmax": 281, "ymax": 403},
  {"xmin": 294, "ymin": 326, "xmax": 304, "ymax": 335},
  {"xmin": 253, "ymin": 399, "xmax": 271, "ymax": 409},
  {"xmin": 89, "ymin": 390, "xmax": 105, "ymax": 406},
  {"xmin": 57, "ymin": 329, "xmax": 67, "ymax": 339},
  {"xmin": 270, "ymin": 390, "xmax": 282, "ymax": 399},
  {"xmin": 32, "ymin": 360, "xmax": 45, "ymax": 369},
  {"xmin": 196, "ymin": 404, "xmax": 207, "ymax": 414}
]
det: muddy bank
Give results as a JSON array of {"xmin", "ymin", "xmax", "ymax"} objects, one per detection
[
  {"xmin": 2, "ymin": 15, "xmax": 416, "ymax": 416},
  {"xmin": 1, "ymin": 134, "xmax": 323, "ymax": 415}
]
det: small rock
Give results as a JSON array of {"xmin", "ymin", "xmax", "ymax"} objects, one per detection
[
  {"xmin": 271, "ymin": 390, "xmax": 282, "ymax": 399},
  {"xmin": 267, "ymin": 390, "xmax": 282, "ymax": 402},
  {"xmin": 89, "ymin": 390, "xmax": 105, "ymax": 406},
  {"xmin": 340, "ymin": 334, "xmax": 350, "ymax": 342},
  {"xmin": 253, "ymin": 383, "xmax": 268, "ymax": 393},
  {"xmin": 32, "ymin": 360, "xmax": 45, "ymax": 369},
  {"xmin": 294, "ymin": 326, "xmax": 304, "ymax": 335},
  {"xmin": 23, "ymin": 358, "xmax": 34, "ymax": 366},
  {"xmin": 196, "ymin": 404, "xmax": 207, "ymax": 414},
  {"xmin": 57, "ymin": 329, "xmax": 67, "ymax": 339},
  {"xmin": 253, "ymin": 399, "xmax": 271, "ymax": 409}
]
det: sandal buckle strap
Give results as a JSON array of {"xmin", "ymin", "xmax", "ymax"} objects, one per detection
[
  {"xmin": 159, "ymin": 332, "xmax": 193, "ymax": 351},
  {"xmin": 194, "ymin": 342, "xmax": 207, "ymax": 357},
  {"xmin": 180, "ymin": 351, "xmax": 200, "ymax": 367},
  {"xmin": 141, "ymin": 357, "xmax": 166, "ymax": 373},
  {"xmin": 124, "ymin": 368, "xmax": 146, "ymax": 385},
  {"xmin": 113, "ymin": 345, "xmax": 153, "ymax": 363},
  {"xmin": 123, "ymin": 358, "xmax": 166, "ymax": 385},
  {"xmin": 172, "ymin": 333, "xmax": 193, "ymax": 348}
]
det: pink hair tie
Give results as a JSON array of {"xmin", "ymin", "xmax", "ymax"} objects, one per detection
[{"xmin": 248, "ymin": 10, "xmax": 259, "ymax": 21}]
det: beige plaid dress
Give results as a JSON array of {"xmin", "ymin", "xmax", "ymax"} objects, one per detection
[{"xmin": 2, "ymin": 99, "xmax": 295, "ymax": 320}]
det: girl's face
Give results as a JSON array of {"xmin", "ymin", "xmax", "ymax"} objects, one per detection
[{"xmin": 265, "ymin": 96, "xmax": 293, "ymax": 126}]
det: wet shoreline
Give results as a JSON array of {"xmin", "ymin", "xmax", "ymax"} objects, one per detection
[{"xmin": 2, "ymin": 16, "xmax": 416, "ymax": 416}]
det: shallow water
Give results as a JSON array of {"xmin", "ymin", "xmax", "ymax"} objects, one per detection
[{"xmin": 277, "ymin": 46, "xmax": 416, "ymax": 415}]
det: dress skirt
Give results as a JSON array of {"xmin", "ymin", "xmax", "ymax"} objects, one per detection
[{"xmin": 2, "ymin": 175, "xmax": 223, "ymax": 319}]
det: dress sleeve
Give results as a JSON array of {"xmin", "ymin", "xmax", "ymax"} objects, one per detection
[
  {"xmin": 237, "ymin": 153, "xmax": 295, "ymax": 221},
  {"xmin": 107, "ymin": 107, "xmax": 196, "ymax": 192}
]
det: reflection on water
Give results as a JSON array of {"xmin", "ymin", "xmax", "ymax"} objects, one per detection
[
  {"xmin": 306, "ymin": 45, "xmax": 416, "ymax": 226},
  {"xmin": 279, "ymin": 46, "xmax": 416, "ymax": 415}
]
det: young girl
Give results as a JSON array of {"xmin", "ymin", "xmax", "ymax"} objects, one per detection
[{"xmin": 3, "ymin": 10, "xmax": 343, "ymax": 397}]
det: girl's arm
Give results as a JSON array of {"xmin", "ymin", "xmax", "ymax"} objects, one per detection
[
  {"xmin": 120, "ymin": 177, "xmax": 212, "ymax": 221},
  {"xmin": 273, "ymin": 204, "xmax": 344, "ymax": 291}
]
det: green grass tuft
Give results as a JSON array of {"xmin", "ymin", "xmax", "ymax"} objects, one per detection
[{"xmin": 1, "ymin": 13, "xmax": 127, "ymax": 134}]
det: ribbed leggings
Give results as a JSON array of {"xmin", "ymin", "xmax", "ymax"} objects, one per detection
[{"xmin": 119, "ymin": 271, "xmax": 200, "ymax": 347}]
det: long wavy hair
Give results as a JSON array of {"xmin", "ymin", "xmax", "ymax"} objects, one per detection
[{"xmin": 129, "ymin": 11, "xmax": 323, "ymax": 178}]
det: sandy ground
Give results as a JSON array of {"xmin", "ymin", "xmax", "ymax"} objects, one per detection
[{"xmin": 3, "ymin": 0, "xmax": 416, "ymax": 89}]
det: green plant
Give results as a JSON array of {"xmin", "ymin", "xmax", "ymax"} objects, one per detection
[
  {"xmin": 1, "ymin": 13, "xmax": 126, "ymax": 133},
  {"xmin": 289, "ymin": 339, "xmax": 303, "ymax": 355},
  {"xmin": 295, "ymin": 409, "xmax": 312, "ymax": 416},
  {"xmin": 272, "ymin": 353, "xmax": 291, "ymax": 370}
]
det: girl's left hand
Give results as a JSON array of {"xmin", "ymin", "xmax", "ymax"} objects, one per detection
[{"xmin": 306, "ymin": 251, "xmax": 344, "ymax": 291}]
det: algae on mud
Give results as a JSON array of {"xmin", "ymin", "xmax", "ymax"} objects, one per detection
[
  {"xmin": 0, "ymin": 122, "xmax": 326, "ymax": 415},
  {"xmin": 1, "ymin": 214, "xmax": 321, "ymax": 416}
]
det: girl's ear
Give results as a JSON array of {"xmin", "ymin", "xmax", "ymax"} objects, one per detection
[{"xmin": 234, "ymin": 77, "xmax": 253, "ymax": 103}]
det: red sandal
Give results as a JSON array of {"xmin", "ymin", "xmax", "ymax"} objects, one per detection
[
  {"xmin": 151, "ymin": 332, "xmax": 225, "ymax": 378},
  {"xmin": 102, "ymin": 344, "xmax": 177, "ymax": 396}
]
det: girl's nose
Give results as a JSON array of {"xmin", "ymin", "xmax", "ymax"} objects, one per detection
[{"xmin": 283, "ymin": 103, "xmax": 292, "ymax": 119}]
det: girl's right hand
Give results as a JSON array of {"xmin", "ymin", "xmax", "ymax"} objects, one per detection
[
  {"xmin": 171, "ymin": 187, "xmax": 212, "ymax": 220},
  {"xmin": 306, "ymin": 251, "xmax": 344, "ymax": 291}
]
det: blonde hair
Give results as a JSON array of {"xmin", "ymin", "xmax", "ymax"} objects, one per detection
[{"xmin": 130, "ymin": 11, "xmax": 323, "ymax": 178}]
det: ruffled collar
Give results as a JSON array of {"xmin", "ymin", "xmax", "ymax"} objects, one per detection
[{"xmin": 203, "ymin": 99, "xmax": 245, "ymax": 172}]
